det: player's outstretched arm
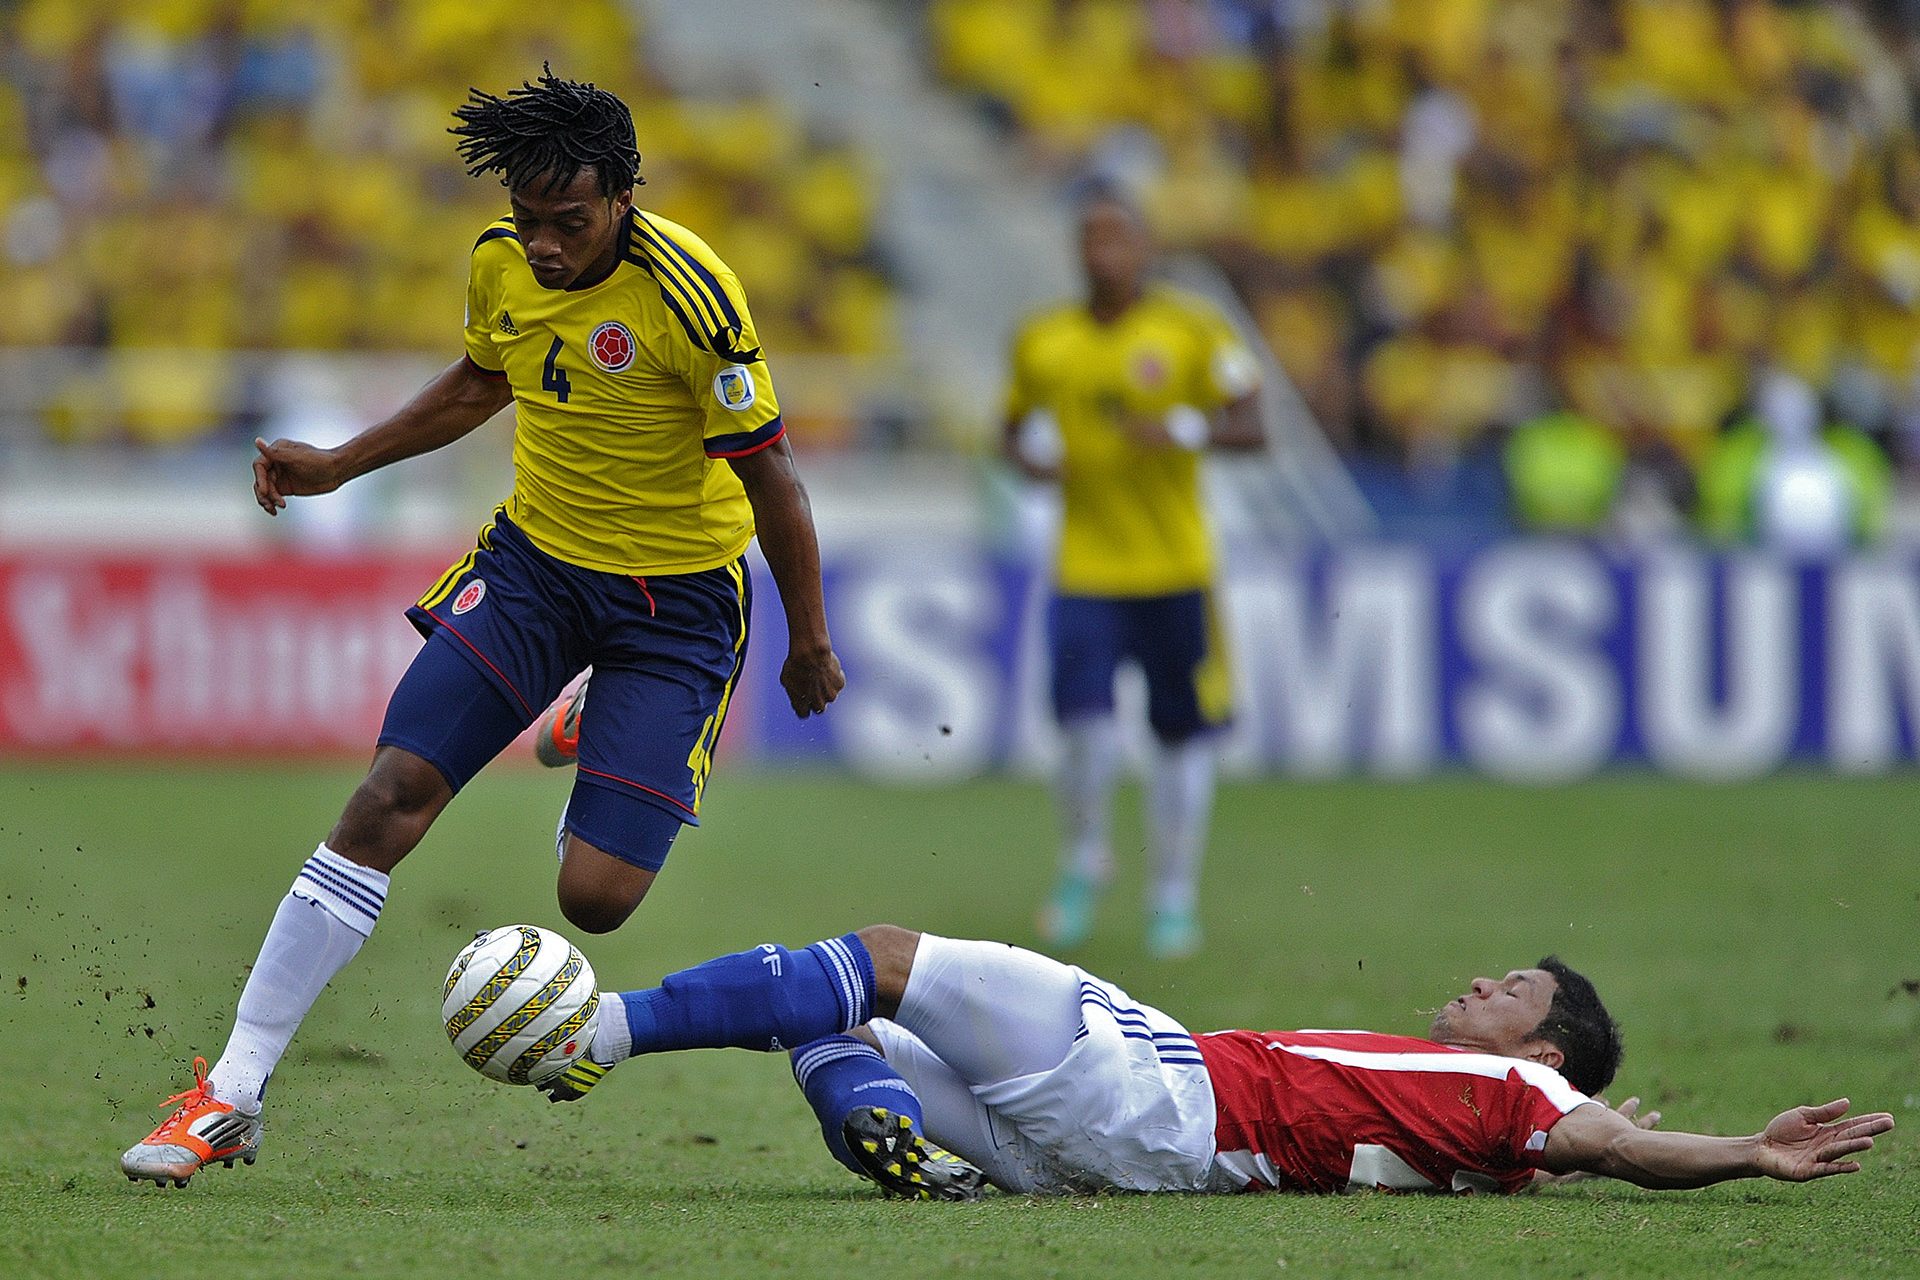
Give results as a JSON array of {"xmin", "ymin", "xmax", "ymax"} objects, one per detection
[
  {"xmin": 1210, "ymin": 392, "xmax": 1266, "ymax": 451},
  {"xmin": 728, "ymin": 436, "xmax": 845, "ymax": 718},
  {"xmin": 252, "ymin": 356, "xmax": 513, "ymax": 515},
  {"xmin": 1121, "ymin": 392, "xmax": 1265, "ymax": 453},
  {"xmin": 1540, "ymin": 1096, "xmax": 1894, "ymax": 1190},
  {"xmin": 1530, "ymin": 1096, "xmax": 1660, "ymax": 1187}
]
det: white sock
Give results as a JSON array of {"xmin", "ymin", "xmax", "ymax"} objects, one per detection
[
  {"xmin": 1056, "ymin": 716, "xmax": 1121, "ymax": 883},
  {"xmin": 1147, "ymin": 740, "xmax": 1215, "ymax": 917},
  {"xmin": 207, "ymin": 845, "xmax": 389, "ymax": 1113},
  {"xmin": 587, "ymin": 992, "xmax": 631, "ymax": 1065}
]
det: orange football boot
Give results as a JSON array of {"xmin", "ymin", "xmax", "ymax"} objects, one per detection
[
  {"xmin": 534, "ymin": 677, "xmax": 588, "ymax": 767},
  {"xmin": 120, "ymin": 1057, "xmax": 261, "ymax": 1187}
]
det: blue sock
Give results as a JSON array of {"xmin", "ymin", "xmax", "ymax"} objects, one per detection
[
  {"xmin": 612, "ymin": 934, "xmax": 876, "ymax": 1057},
  {"xmin": 790, "ymin": 1035, "xmax": 923, "ymax": 1176}
]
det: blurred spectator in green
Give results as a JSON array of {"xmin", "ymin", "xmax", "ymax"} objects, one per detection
[
  {"xmin": 1503, "ymin": 408, "xmax": 1626, "ymax": 532},
  {"xmin": 1698, "ymin": 371, "xmax": 1893, "ymax": 553}
]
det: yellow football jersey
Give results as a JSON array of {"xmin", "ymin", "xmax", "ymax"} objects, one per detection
[
  {"xmin": 1006, "ymin": 286, "xmax": 1259, "ymax": 597},
  {"xmin": 463, "ymin": 209, "xmax": 785, "ymax": 575}
]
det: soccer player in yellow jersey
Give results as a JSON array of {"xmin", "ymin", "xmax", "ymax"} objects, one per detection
[
  {"xmin": 1003, "ymin": 187, "xmax": 1265, "ymax": 959},
  {"xmin": 122, "ymin": 71, "xmax": 844, "ymax": 1185}
]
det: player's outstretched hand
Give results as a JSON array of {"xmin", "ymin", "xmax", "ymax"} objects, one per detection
[
  {"xmin": 780, "ymin": 643, "xmax": 845, "ymax": 719},
  {"xmin": 252, "ymin": 437, "xmax": 344, "ymax": 515},
  {"xmin": 1611, "ymin": 1096, "xmax": 1661, "ymax": 1132},
  {"xmin": 1753, "ymin": 1099, "xmax": 1894, "ymax": 1182}
]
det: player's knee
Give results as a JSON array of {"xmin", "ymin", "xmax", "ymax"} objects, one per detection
[
  {"xmin": 855, "ymin": 924, "xmax": 920, "ymax": 1014},
  {"xmin": 354, "ymin": 752, "xmax": 449, "ymax": 821},
  {"xmin": 557, "ymin": 886, "xmax": 640, "ymax": 935},
  {"xmin": 330, "ymin": 751, "xmax": 451, "ymax": 868}
]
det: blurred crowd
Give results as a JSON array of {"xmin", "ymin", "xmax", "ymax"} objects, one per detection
[
  {"xmin": 931, "ymin": 0, "xmax": 1920, "ymax": 541},
  {"xmin": 0, "ymin": 0, "xmax": 893, "ymax": 446}
]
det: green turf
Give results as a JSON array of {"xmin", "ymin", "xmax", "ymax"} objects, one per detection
[{"xmin": 1, "ymin": 764, "xmax": 1915, "ymax": 1278}]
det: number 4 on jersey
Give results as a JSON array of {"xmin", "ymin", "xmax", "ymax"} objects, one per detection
[{"xmin": 543, "ymin": 336, "xmax": 572, "ymax": 403}]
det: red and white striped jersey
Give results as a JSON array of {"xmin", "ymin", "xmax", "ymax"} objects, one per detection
[{"xmin": 1196, "ymin": 1029, "xmax": 1591, "ymax": 1194}]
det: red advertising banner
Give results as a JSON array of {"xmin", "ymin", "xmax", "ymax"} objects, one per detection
[{"xmin": 0, "ymin": 552, "xmax": 453, "ymax": 755}]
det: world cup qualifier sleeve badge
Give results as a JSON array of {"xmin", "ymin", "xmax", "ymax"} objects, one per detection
[
  {"xmin": 713, "ymin": 364, "xmax": 756, "ymax": 412},
  {"xmin": 588, "ymin": 321, "xmax": 637, "ymax": 373}
]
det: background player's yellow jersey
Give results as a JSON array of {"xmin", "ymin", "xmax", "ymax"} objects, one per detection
[
  {"xmin": 463, "ymin": 209, "xmax": 786, "ymax": 576},
  {"xmin": 1006, "ymin": 286, "xmax": 1260, "ymax": 598}
]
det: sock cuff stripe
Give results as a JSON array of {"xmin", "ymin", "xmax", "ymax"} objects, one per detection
[
  {"xmin": 836, "ymin": 937, "xmax": 870, "ymax": 1026},
  {"xmin": 301, "ymin": 852, "xmax": 388, "ymax": 904},
  {"xmin": 815, "ymin": 937, "xmax": 867, "ymax": 1028},
  {"xmin": 808, "ymin": 939, "xmax": 858, "ymax": 1028},
  {"xmin": 308, "ymin": 848, "xmax": 392, "ymax": 896},
  {"xmin": 296, "ymin": 862, "xmax": 384, "ymax": 920},
  {"xmin": 292, "ymin": 874, "xmax": 381, "ymax": 939},
  {"xmin": 792, "ymin": 1037, "xmax": 883, "ymax": 1086},
  {"xmin": 790, "ymin": 1033, "xmax": 866, "ymax": 1059},
  {"xmin": 841, "ymin": 933, "xmax": 876, "ymax": 1022}
]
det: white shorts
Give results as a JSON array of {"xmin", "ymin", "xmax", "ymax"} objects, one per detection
[{"xmin": 869, "ymin": 934, "xmax": 1232, "ymax": 1194}]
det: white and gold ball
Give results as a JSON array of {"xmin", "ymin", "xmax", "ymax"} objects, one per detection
[{"xmin": 442, "ymin": 925, "xmax": 598, "ymax": 1085}]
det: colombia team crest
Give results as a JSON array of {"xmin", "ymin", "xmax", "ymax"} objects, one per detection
[
  {"xmin": 451, "ymin": 579, "xmax": 486, "ymax": 615},
  {"xmin": 1132, "ymin": 350, "xmax": 1168, "ymax": 389},
  {"xmin": 589, "ymin": 321, "xmax": 636, "ymax": 372}
]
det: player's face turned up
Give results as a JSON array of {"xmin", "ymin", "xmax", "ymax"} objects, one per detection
[
  {"xmin": 1426, "ymin": 968, "xmax": 1559, "ymax": 1056},
  {"xmin": 510, "ymin": 167, "xmax": 633, "ymax": 290}
]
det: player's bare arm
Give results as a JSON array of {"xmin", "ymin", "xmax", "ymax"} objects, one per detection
[
  {"xmin": 1540, "ymin": 1095, "xmax": 1894, "ymax": 1189},
  {"xmin": 252, "ymin": 356, "xmax": 512, "ymax": 514},
  {"xmin": 728, "ymin": 435, "xmax": 845, "ymax": 717},
  {"xmin": 1529, "ymin": 1096, "xmax": 1660, "ymax": 1187},
  {"xmin": 1211, "ymin": 392, "xmax": 1266, "ymax": 450}
]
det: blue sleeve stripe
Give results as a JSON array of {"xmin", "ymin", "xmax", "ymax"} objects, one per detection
[
  {"xmin": 645, "ymin": 243, "xmax": 728, "ymax": 338},
  {"xmin": 626, "ymin": 248, "xmax": 721, "ymax": 352},
  {"xmin": 633, "ymin": 215, "xmax": 741, "ymax": 330},
  {"xmin": 659, "ymin": 272, "xmax": 723, "ymax": 345},
  {"xmin": 705, "ymin": 415, "xmax": 784, "ymax": 458},
  {"xmin": 655, "ymin": 284, "xmax": 713, "ymax": 353},
  {"xmin": 473, "ymin": 225, "xmax": 520, "ymax": 249},
  {"xmin": 641, "ymin": 216, "xmax": 737, "ymax": 328},
  {"xmin": 629, "ymin": 223, "xmax": 723, "ymax": 332}
]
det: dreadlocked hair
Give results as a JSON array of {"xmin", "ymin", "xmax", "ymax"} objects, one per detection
[{"xmin": 450, "ymin": 65, "xmax": 642, "ymax": 198}]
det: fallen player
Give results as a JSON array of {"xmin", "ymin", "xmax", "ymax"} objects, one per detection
[{"xmin": 542, "ymin": 925, "xmax": 1893, "ymax": 1197}]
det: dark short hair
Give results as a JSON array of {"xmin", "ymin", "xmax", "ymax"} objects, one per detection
[
  {"xmin": 450, "ymin": 66, "xmax": 642, "ymax": 199},
  {"xmin": 1528, "ymin": 956, "xmax": 1623, "ymax": 1096}
]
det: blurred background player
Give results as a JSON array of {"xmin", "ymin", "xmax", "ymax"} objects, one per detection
[
  {"xmin": 119, "ymin": 70, "xmax": 845, "ymax": 1188},
  {"xmin": 546, "ymin": 922, "xmax": 1893, "ymax": 1198},
  {"xmin": 1003, "ymin": 186, "xmax": 1265, "ymax": 958}
]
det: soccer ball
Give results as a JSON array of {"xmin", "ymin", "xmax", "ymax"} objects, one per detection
[{"xmin": 442, "ymin": 925, "xmax": 599, "ymax": 1085}]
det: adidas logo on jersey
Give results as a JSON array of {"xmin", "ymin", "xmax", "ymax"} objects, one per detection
[{"xmin": 499, "ymin": 311, "xmax": 519, "ymax": 336}]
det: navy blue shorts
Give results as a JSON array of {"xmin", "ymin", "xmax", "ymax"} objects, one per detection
[
  {"xmin": 377, "ymin": 510, "xmax": 750, "ymax": 868},
  {"xmin": 1047, "ymin": 590, "xmax": 1233, "ymax": 744}
]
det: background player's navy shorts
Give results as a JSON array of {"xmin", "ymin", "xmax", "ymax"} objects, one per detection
[
  {"xmin": 377, "ymin": 510, "xmax": 750, "ymax": 868},
  {"xmin": 1047, "ymin": 590, "xmax": 1232, "ymax": 744}
]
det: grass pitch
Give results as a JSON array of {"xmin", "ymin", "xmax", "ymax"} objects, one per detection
[{"xmin": 1, "ymin": 764, "xmax": 1915, "ymax": 1278}]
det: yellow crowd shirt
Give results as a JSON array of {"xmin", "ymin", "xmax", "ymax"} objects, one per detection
[
  {"xmin": 463, "ymin": 209, "xmax": 786, "ymax": 575},
  {"xmin": 1006, "ymin": 286, "xmax": 1260, "ymax": 597}
]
